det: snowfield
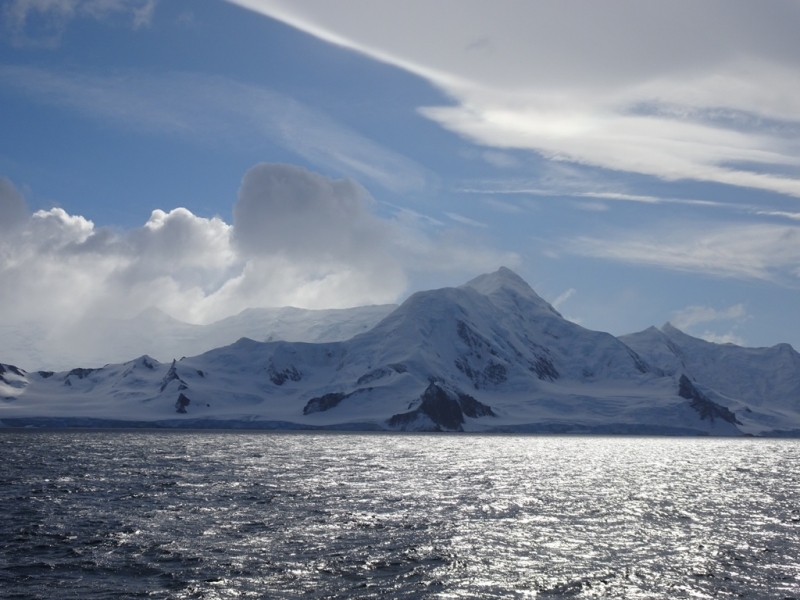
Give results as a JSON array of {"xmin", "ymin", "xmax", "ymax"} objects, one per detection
[{"xmin": 2, "ymin": 268, "xmax": 799, "ymax": 435}]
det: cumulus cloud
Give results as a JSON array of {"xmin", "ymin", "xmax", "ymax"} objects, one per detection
[
  {"xmin": 230, "ymin": 0, "xmax": 800, "ymax": 198},
  {"xmin": 3, "ymin": 0, "xmax": 157, "ymax": 47},
  {"xmin": 567, "ymin": 223, "xmax": 800, "ymax": 282},
  {"xmin": 0, "ymin": 164, "xmax": 515, "ymax": 333}
]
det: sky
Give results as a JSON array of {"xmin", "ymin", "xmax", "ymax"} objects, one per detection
[{"xmin": 1, "ymin": 0, "xmax": 799, "ymax": 356}]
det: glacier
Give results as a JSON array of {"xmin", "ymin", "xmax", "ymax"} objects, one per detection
[{"xmin": 2, "ymin": 267, "xmax": 799, "ymax": 435}]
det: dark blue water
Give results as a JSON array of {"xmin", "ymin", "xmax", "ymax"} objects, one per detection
[{"xmin": 1, "ymin": 432, "xmax": 799, "ymax": 599}]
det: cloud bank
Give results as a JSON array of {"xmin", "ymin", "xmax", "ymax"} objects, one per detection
[
  {"xmin": 0, "ymin": 165, "xmax": 515, "ymax": 333},
  {"xmin": 230, "ymin": 0, "xmax": 800, "ymax": 198}
]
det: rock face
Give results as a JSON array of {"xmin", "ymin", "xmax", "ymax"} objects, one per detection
[
  {"xmin": 388, "ymin": 382, "xmax": 495, "ymax": 432},
  {"xmin": 1, "ymin": 268, "xmax": 799, "ymax": 436},
  {"xmin": 678, "ymin": 375, "xmax": 740, "ymax": 425},
  {"xmin": 175, "ymin": 393, "xmax": 191, "ymax": 414}
]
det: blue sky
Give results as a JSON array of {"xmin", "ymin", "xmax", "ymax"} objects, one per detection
[{"xmin": 1, "ymin": 0, "xmax": 799, "ymax": 351}]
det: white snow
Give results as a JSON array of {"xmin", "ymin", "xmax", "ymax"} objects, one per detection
[{"xmin": 2, "ymin": 268, "xmax": 798, "ymax": 435}]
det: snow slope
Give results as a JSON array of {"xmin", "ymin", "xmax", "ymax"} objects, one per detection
[
  {"xmin": 621, "ymin": 323, "xmax": 800, "ymax": 435},
  {"xmin": 2, "ymin": 268, "xmax": 798, "ymax": 435},
  {"xmin": 0, "ymin": 304, "xmax": 396, "ymax": 372}
]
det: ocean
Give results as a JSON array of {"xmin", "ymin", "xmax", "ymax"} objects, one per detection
[{"xmin": 1, "ymin": 431, "xmax": 799, "ymax": 599}]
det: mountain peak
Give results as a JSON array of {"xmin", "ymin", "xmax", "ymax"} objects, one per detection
[
  {"xmin": 462, "ymin": 266, "xmax": 525, "ymax": 291},
  {"xmin": 461, "ymin": 267, "xmax": 561, "ymax": 316}
]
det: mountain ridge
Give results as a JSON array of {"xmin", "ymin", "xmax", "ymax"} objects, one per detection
[{"xmin": 2, "ymin": 268, "xmax": 799, "ymax": 435}]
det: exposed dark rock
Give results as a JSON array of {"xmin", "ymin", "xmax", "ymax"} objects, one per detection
[
  {"xmin": 303, "ymin": 388, "xmax": 373, "ymax": 415},
  {"xmin": 175, "ymin": 393, "xmax": 190, "ymax": 414},
  {"xmin": 388, "ymin": 382, "xmax": 495, "ymax": 431},
  {"xmin": 456, "ymin": 320, "xmax": 478, "ymax": 348},
  {"xmin": 0, "ymin": 364, "xmax": 25, "ymax": 377},
  {"xmin": 357, "ymin": 367, "xmax": 391, "ymax": 385},
  {"xmin": 37, "ymin": 371, "xmax": 54, "ymax": 379},
  {"xmin": 457, "ymin": 391, "xmax": 496, "ymax": 419},
  {"xmin": 628, "ymin": 349, "xmax": 650, "ymax": 374},
  {"xmin": 389, "ymin": 363, "xmax": 407, "ymax": 374},
  {"xmin": 529, "ymin": 355, "xmax": 558, "ymax": 381},
  {"xmin": 268, "ymin": 363, "xmax": 302, "ymax": 386},
  {"xmin": 454, "ymin": 357, "xmax": 477, "ymax": 382},
  {"xmin": 455, "ymin": 357, "xmax": 508, "ymax": 388},
  {"xmin": 67, "ymin": 368, "xmax": 96, "ymax": 380},
  {"xmin": 160, "ymin": 360, "xmax": 187, "ymax": 393},
  {"xmin": 483, "ymin": 362, "xmax": 507, "ymax": 384},
  {"xmin": 303, "ymin": 392, "xmax": 346, "ymax": 415},
  {"xmin": 678, "ymin": 374, "xmax": 740, "ymax": 425}
]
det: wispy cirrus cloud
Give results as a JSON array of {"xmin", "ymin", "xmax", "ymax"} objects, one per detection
[
  {"xmin": 229, "ymin": 0, "xmax": 800, "ymax": 198},
  {"xmin": 0, "ymin": 64, "xmax": 432, "ymax": 194},
  {"xmin": 567, "ymin": 223, "xmax": 800, "ymax": 282}
]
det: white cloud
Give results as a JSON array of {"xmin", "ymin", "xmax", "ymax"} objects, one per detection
[
  {"xmin": 671, "ymin": 304, "xmax": 747, "ymax": 330},
  {"xmin": 0, "ymin": 65, "xmax": 431, "ymax": 194},
  {"xmin": 229, "ymin": 0, "xmax": 800, "ymax": 198},
  {"xmin": 3, "ymin": 0, "xmax": 157, "ymax": 47},
  {"xmin": 757, "ymin": 210, "xmax": 800, "ymax": 221},
  {"xmin": 0, "ymin": 165, "xmax": 515, "ymax": 331},
  {"xmin": 699, "ymin": 331, "xmax": 745, "ymax": 346},
  {"xmin": 445, "ymin": 212, "xmax": 486, "ymax": 228},
  {"xmin": 567, "ymin": 223, "xmax": 800, "ymax": 281},
  {"xmin": 551, "ymin": 288, "xmax": 576, "ymax": 310},
  {"xmin": 670, "ymin": 303, "xmax": 749, "ymax": 346}
]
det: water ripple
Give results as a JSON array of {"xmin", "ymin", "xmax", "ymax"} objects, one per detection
[{"xmin": 1, "ymin": 432, "xmax": 799, "ymax": 599}]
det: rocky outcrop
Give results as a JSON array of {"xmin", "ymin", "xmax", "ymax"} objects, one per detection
[
  {"xmin": 678, "ymin": 374, "xmax": 740, "ymax": 425},
  {"xmin": 268, "ymin": 363, "xmax": 302, "ymax": 386},
  {"xmin": 175, "ymin": 393, "xmax": 191, "ymax": 414},
  {"xmin": 159, "ymin": 360, "xmax": 188, "ymax": 392},
  {"xmin": 388, "ymin": 382, "xmax": 495, "ymax": 431}
]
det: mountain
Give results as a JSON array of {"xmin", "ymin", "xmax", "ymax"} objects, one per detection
[
  {"xmin": 2, "ymin": 268, "xmax": 799, "ymax": 435},
  {"xmin": 0, "ymin": 304, "xmax": 397, "ymax": 371},
  {"xmin": 621, "ymin": 323, "xmax": 800, "ymax": 434}
]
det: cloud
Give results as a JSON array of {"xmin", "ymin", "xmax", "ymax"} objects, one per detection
[
  {"xmin": 3, "ymin": 0, "xmax": 157, "ymax": 47},
  {"xmin": 0, "ymin": 177, "xmax": 28, "ymax": 232},
  {"xmin": 445, "ymin": 212, "xmax": 486, "ymax": 228},
  {"xmin": 567, "ymin": 223, "xmax": 800, "ymax": 282},
  {"xmin": 229, "ymin": 0, "xmax": 800, "ymax": 198},
  {"xmin": 671, "ymin": 304, "xmax": 747, "ymax": 330},
  {"xmin": 0, "ymin": 64, "xmax": 431, "ymax": 194},
  {"xmin": 699, "ymin": 331, "xmax": 745, "ymax": 346},
  {"xmin": 551, "ymin": 288, "xmax": 576, "ymax": 310},
  {"xmin": 670, "ymin": 304, "xmax": 748, "ymax": 346},
  {"xmin": 0, "ymin": 165, "xmax": 515, "ymax": 332}
]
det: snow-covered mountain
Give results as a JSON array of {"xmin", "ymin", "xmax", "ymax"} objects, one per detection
[
  {"xmin": 0, "ymin": 304, "xmax": 396, "ymax": 371},
  {"xmin": 2, "ymin": 268, "xmax": 799, "ymax": 435}
]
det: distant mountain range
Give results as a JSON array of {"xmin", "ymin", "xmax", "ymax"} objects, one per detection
[
  {"xmin": 2, "ymin": 268, "xmax": 799, "ymax": 435},
  {"xmin": 0, "ymin": 304, "xmax": 396, "ymax": 372}
]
